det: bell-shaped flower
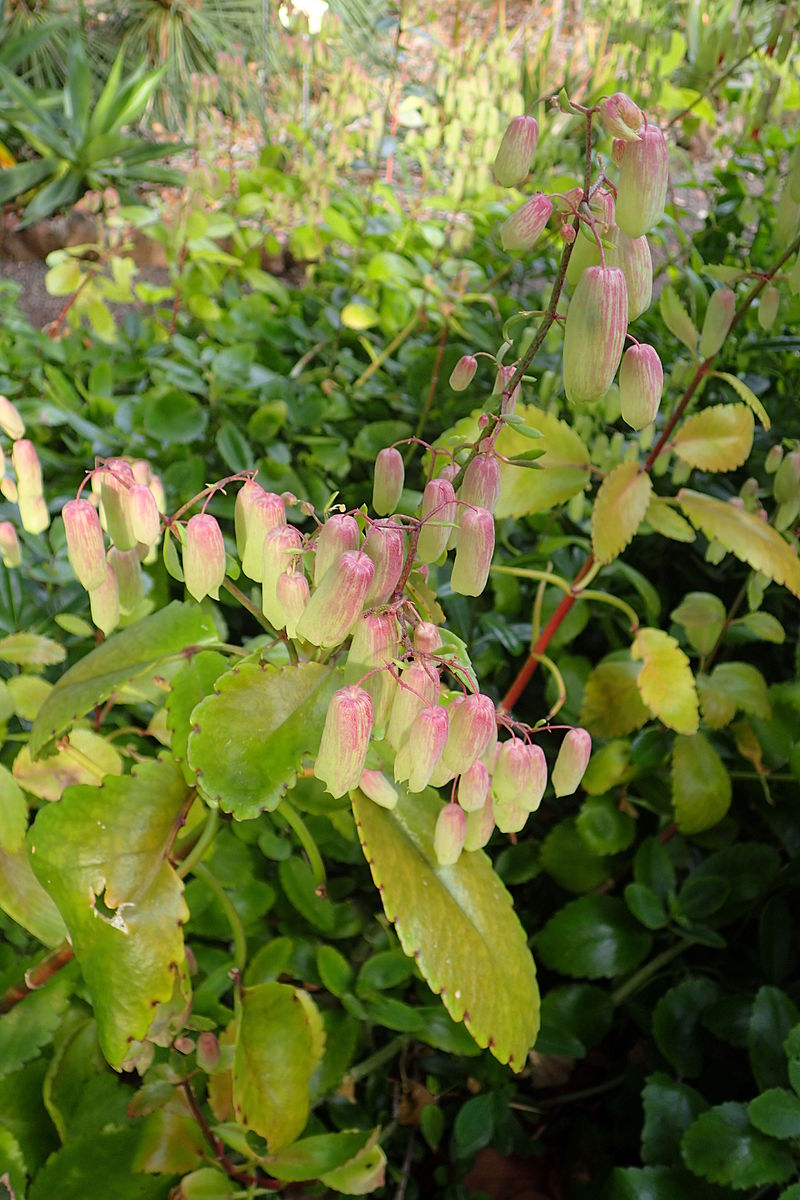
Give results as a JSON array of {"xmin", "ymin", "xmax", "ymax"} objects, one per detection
[
  {"xmin": 459, "ymin": 454, "xmax": 502, "ymax": 513},
  {"xmin": 442, "ymin": 692, "xmax": 496, "ymax": 775},
  {"xmin": 237, "ymin": 483, "xmax": 286, "ymax": 581},
  {"xmin": 463, "ymin": 791, "xmax": 495, "ymax": 851},
  {"xmin": 493, "ymin": 115, "xmax": 539, "ymax": 188},
  {"xmin": 108, "ymin": 547, "xmax": 143, "ymax": 614},
  {"xmin": 501, "ymin": 193, "xmax": 553, "ymax": 251},
  {"xmin": 699, "ymin": 287, "xmax": 735, "ymax": 359},
  {"xmin": 413, "ymin": 621, "xmax": 442, "ymax": 653},
  {"xmin": 262, "ymin": 525, "xmax": 303, "ymax": 627},
  {"xmin": 0, "ymin": 521, "xmax": 20, "ymax": 568},
  {"xmin": 89, "ymin": 564, "xmax": 120, "ymax": 636},
  {"xmin": 314, "ymin": 685, "xmax": 373, "ymax": 798},
  {"xmin": 359, "ymin": 768, "xmax": 399, "ymax": 810},
  {"xmin": 416, "ymin": 478, "xmax": 457, "ymax": 564},
  {"xmin": 552, "ymin": 728, "xmax": 592, "ymax": 797},
  {"xmin": 394, "ymin": 704, "xmax": 449, "ymax": 793},
  {"xmin": 276, "ymin": 569, "xmax": 310, "ymax": 638},
  {"xmin": 347, "ymin": 612, "xmax": 400, "ymax": 730},
  {"xmin": 372, "ymin": 447, "xmax": 404, "ymax": 515},
  {"xmin": 449, "ymin": 355, "xmax": 477, "ymax": 392},
  {"xmin": 615, "ymin": 126, "xmax": 669, "ymax": 237},
  {"xmin": 433, "ymin": 803, "xmax": 466, "ymax": 866},
  {"xmin": 598, "ymin": 92, "xmax": 643, "ymax": 141},
  {"xmin": 458, "ymin": 759, "xmax": 490, "ymax": 813},
  {"xmin": 563, "ymin": 266, "xmax": 628, "ymax": 405},
  {"xmin": 619, "ymin": 344, "xmax": 663, "ymax": 429},
  {"xmin": 128, "ymin": 484, "xmax": 161, "ymax": 547},
  {"xmin": 184, "ymin": 514, "xmax": 226, "ymax": 602},
  {"xmin": 63, "ymin": 497, "xmax": 107, "ymax": 590},
  {"xmin": 364, "ymin": 519, "xmax": 404, "ymax": 605},
  {"xmin": 386, "ymin": 661, "xmax": 439, "ymax": 750},
  {"xmin": 450, "ymin": 507, "xmax": 495, "ymax": 596},
  {"xmin": 296, "ymin": 549, "xmax": 374, "ymax": 647},
  {"xmin": 0, "ymin": 395, "xmax": 24, "ymax": 440},
  {"xmin": 99, "ymin": 458, "xmax": 136, "ymax": 550},
  {"xmin": 617, "ymin": 231, "xmax": 653, "ymax": 321},
  {"xmin": 313, "ymin": 513, "xmax": 360, "ymax": 585}
]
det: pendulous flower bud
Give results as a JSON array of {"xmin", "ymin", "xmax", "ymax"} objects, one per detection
[
  {"xmin": 394, "ymin": 704, "xmax": 449, "ymax": 792},
  {"xmin": 615, "ymin": 125, "xmax": 669, "ymax": 237},
  {"xmin": 12, "ymin": 439, "xmax": 43, "ymax": 496},
  {"xmin": 17, "ymin": 493, "xmax": 49, "ymax": 535},
  {"xmin": 314, "ymin": 513, "xmax": 360, "ymax": 585},
  {"xmin": 183, "ymin": 514, "xmax": 226, "ymax": 602},
  {"xmin": 598, "ymin": 92, "xmax": 643, "ymax": 141},
  {"xmin": 63, "ymin": 498, "xmax": 107, "ymax": 590},
  {"xmin": 417, "ymin": 478, "xmax": 457, "ymax": 564},
  {"xmin": 275, "ymin": 569, "xmax": 310, "ymax": 638},
  {"xmin": 442, "ymin": 692, "xmax": 496, "ymax": 775},
  {"xmin": 493, "ymin": 115, "xmax": 539, "ymax": 188},
  {"xmin": 237, "ymin": 484, "xmax": 286, "ymax": 581},
  {"xmin": 89, "ymin": 564, "xmax": 120, "ymax": 636},
  {"xmin": 359, "ymin": 768, "xmax": 399, "ymax": 810},
  {"xmin": 619, "ymin": 343, "xmax": 663, "ymax": 429},
  {"xmin": 459, "ymin": 454, "xmax": 502, "ymax": 513},
  {"xmin": 296, "ymin": 550, "xmax": 374, "ymax": 647},
  {"xmin": 346, "ymin": 611, "xmax": 400, "ymax": 730},
  {"xmin": 386, "ymin": 661, "xmax": 439, "ymax": 749},
  {"xmin": 773, "ymin": 449, "xmax": 800, "ymax": 504},
  {"xmin": 758, "ymin": 285, "xmax": 779, "ymax": 331},
  {"xmin": 458, "ymin": 759, "xmax": 490, "ymax": 813},
  {"xmin": 364, "ymin": 519, "xmax": 404, "ymax": 605},
  {"xmin": 99, "ymin": 459, "xmax": 135, "ymax": 551},
  {"xmin": 765, "ymin": 445, "xmax": 783, "ymax": 475},
  {"xmin": 373, "ymin": 448, "xmax": 405, "ymax": 515},
  {"xmin": 414, "ymin": 621, "xmax": 442, "ymax": 653},
  {"xmin": 493, "ymin": 793, "xmax": 529, "ymax": 834},
  {"xmin": 434, "ymin": 803, "xmax": 466, "ymax": 866},
  {"xmin": 0, "ymin": 522, "xmax": 20, "ymax": 568},
  {"xmin": 563, "ymin": 266, "xmax": 628, "ymax": 406},
  {"xmin": 314, "ymin": 685, "xmax": 373, "ymax": 798},
  {"xmin": 0, "ymin": 395, "xmax": 25, "ymax": 440},
  {"xmin": 108, "ymin": 547, "xmax": 143, "ymax": 614},
  {"xmin": 617, "ymin": 230, "xmax": 653, "ymax": 320},
  {"xmin": 262, "ymin": 525, "xmax": 303, "ymax": 627},
  {"xmin": 463, "ymin": 791, "xmax": 495, "ymax": 851},
  {"xmin": 501, "ymin": 193, "xmax": 554, "ymax": 251},
  {"xmin": 699, "ymin": 287, "xmax": 735, "ymax": 358},
  {"xmin": 449, "ymin": 355, "xmax": 478, "ymax": 392},
  {"xmin": 492, "ymin": 737, "xmax": 533, "ymax": 804},
  {"xmin": 450, "ymin": 507, "xmax": 495, "ymax": 597},
  {"xmin": 128, "ymin": 484, "xmax": 161, "ymax": 547},
  {"xmin": 552, "ymin": 727, "xmax": 592, "ymax": 797}
]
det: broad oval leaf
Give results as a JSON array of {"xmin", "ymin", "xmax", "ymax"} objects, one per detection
[
  {"xmin": 632, "ymin": 628, "xmax": 699, "ymax": 735},
  {"xmin": 537, "ymin": 895, "xmax": 652, "ymax": 979},
  {"xmin": 709, "ymin": 661, "xmax": 771, "ymax": 720},
  {"xmin": 671, "ymin": 403, "xmax": 754, "ymax": 471},
  {"xmin": 30, "ymin": 602, "xmax": 217, "ymax": 758},
  {"xmin": 0, "ymin": 633, "xmax": 65, "ymax": 666},
  {"xmin": 671, "ymin": 734, "xmax": 731, "ymax": 833},
  {"xmin": 265, "ymin": 1130, "xmax": 376, "ymax": 1182},
  {"xmin": 678, "ymin": 490, "xmax": 800, "ymax": 599},
  {"xmin": 188, "ymin": 661, "xmax": 337, "ymax": 818},
  {"xmin": 681, "ymin": 1102, "xmax": 794, "ymax": 1189},
  {"xmin": 580, "ymin": 658, "xmax": 651, "ymax": 737},
  {"xmin": 27, "ymin": 756, "xmax": 191, "ymax": 1068},
  {"xmin": 644, "ymin": 497, "xmax": 696, "ymax": 543},
  {"xmin": 494, "ymin": 403, "xmax": 591, "ymax": 518},
  {"xmin": 670, "ymin": 591, "xmax": 726, "ymax": 656},
  {"xmin": 351, "ymin": 786, "xmax": 539, "ymax": 1071},
  {"xmin": 660, "ymin": 285, "xmax": 698, "ymax": 352},
  {"xmin": 592, "ymin": 462, "xmax": 652, "ymax": 564}
]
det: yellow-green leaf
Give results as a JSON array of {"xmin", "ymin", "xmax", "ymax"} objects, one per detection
[
  {"xmin": 660, "ymin": 285, "xmax": 698, "ymax": 353},
  {"xmin": 672, "ymin": 733, "xmax": 731, "ymax": 833},
  {"xmin": 697, "ymin": 673, "xmax": 737, "ymax": 729},
  {"xmin": 631, "ymin": 628, "xmax": 699, "ymax": 734},
  {"xmin": 715, "ymin": 372, "xmax": 770, "ymax": 430},
  {"xmin": 670, "ymin": 592, "xmax": 726, "ymax": 656},
  {"xmin": 678, "ymin": 490, "xmax": 800, "ymax": 599},
  {"xmin": 644, "ymin": 497, "xmax": 696, "ymax": 543},
  {"xmin": 672, "ymin": 403, "xmax": 754, "ymax": 471},
  {"xmin": 0, "ymin": 765, "xmax": 66, "ymax": 945},
  {"xmin": 341, "ymin": 302, "xmax": 380, "ymax": 330},
  {"xmin": 592, "ymin": 461, "xmax": 652, "ymax": 563},
  {"xmin": 708, "ymin": 662, "xmax": 771, "ymax": 720},
  {"xmin": 580, "ymin": 658, "xmax": 651, "ymax": 737},
  {"xmin": 494, "ymin": 404, "xmax": 590, "ymax": 518},
  {"xmin": 0, "ymin": 633, "xmax": 65, "ymax": 666}
]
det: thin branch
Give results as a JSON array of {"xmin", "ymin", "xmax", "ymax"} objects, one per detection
[
  {"xmin": 181, "ymin": 1080, "xmax": 281, "ymax": 1191},
  {"xmin": 0, "ymin": 943, "xmax": 74, "ymax": 1014}
]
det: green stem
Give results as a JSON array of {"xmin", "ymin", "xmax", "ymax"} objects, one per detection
[
  {"xmin": 176, "ymin": 808, "xmax": 220, "ymax": 879},
  {"xmin": 194, "ymin": 862, "xmax": 247, "ymax": 973},
  {"xmin": 611, "ymin": 940, "xmax": 692, "ymax": 1007},
  {"xmin": 347, "ymin": 1035, "xmax": 407, "ymax": 1083},
  {"xmin": 278, "ymin": 800, "xmax": 326, "ymax": 891}
]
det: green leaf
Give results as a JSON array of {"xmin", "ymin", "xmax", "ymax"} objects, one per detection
[
  {"xmin": 670, "ymin": 592, "xmax": 726, "ymax": 656},
  {"xmin": 341, "ymin": 301, "xmax": 380, "ymax": 329},
  {"xmin": 265, "ymin": 1130, "xmax": 375, "ymax": 1181},
  {"xmin": 188, "ymin": 662, "xmax": 338, "ymax": 818},
  {"xmin": 592, "ymin": 461, "xmax": 652, "ymax": 564},
  {"xmin": 0, "ymin": 973, "xmax": 72, "ymax": 1079},
  {"xmin": 605, "ymin": 1165, "xmax": 716, "ymax": 1199},
  {"xmin": 731, "ymin": 611, "xmax": 785, "ymax": 644},
  {"xmin": 0, "ymin": 1061, "xmax": 58, "ymax": 1172},
  {"xmin": 671, "ymin": 734, "xmax": 731, "ymax": 833},
  {"xmin": 642, "ymin": 1072, "xmax": 708, "ymax": 1165},
  {"xmin": 671, "ymin": 404, "xmax": 754, "ymax": 471},
  {"xmin": 43, "ymin": 1017, "xmax": 129, "ymax": 1142},
  {"xmin": 624, "ymin": 883, "xmax": 668, "ymax": 930},
  {"xmin": 29, "ymin": 602, "xmax": 216, "ymax": 757},
  {"xmin": 179, "ymin": 1168, "xmax": 235, "ymax": 1199},
  {"xmin": 749, "ymin": 987, "xmax": 799, "ymax": 1090},
  {"xmin": 233, "ymin": 982, "xmax": 323, "ymax": 1151},
  {"xmin": 748, "ymin": 1089, "xmax": 800, "ymax": 1139},
  {"xmin": 0, "ymin": 1128, "xmax": 28, "ymax": 1200},
  {"xmin": 681, "ymin": 1102, "xmax": 794, "ymax": 1189},
  {"xmin": 540, "ymin": 818, "xmax": 612, "ymax": 892},
  {"xmin": 494, "ymin": 403, "xmax": 590, "ymax": 518},
  {"xmin": 678, "ymin": 490, "xmax": 800, "ymax": 599},
  {"xmin": 715, "ymin": 371, "xmax": 771, "ymax": 430},
  {"xmin": 577, "ymin": 795, "xmax": 636, "ymax": 855},
  {"xmin": 632, "ymin": 628, "xmax": 699, "ymax": 735},
  {"xmin": 143, "ymin": 392, "xmax": 207, "ymax": 442},
  {"xmin": 357, "ymin": 950, "xmax": 415, "ymax": 994},
  {"xmin": 318, "ymin": 1137, "xmax": 386, "ymax": 1194},
  {"xmin": 580, "ymin": 658, "xmax": 651, "ymax": 737},
  {"xmin": 786, "ymin": 1024, "xmax": 800, "ymax": 1095},
  {"xmin": 708, "ymin": 662, "xmax": 771, "ymax": 720},
  {"xmin": 28, "ymin": 756, "xmax": 191, "ymax": 1069},
  {"xmin": 316, "ymin": 945, "xmax": 355, "ymax": 998},
  {"xmin": 653, "ymin": 978, "xmax": 719, "ymax": 1077},
  {"xmin": 660, "ymin": 285, "xmax": 699, "ymax": 352},
  {"xmin": 537, "ymin": 984, "xmax": 614, "ymax": 1057},
  {"xmin": 279, "ymin": 857, "xmax": 362, "ymax": 938},
  {"xmin": 645, "ymin": 498, "xmax": 696, "ymax": 543},
  {"xmin": 696, "ymin": 674, "xmax": 736, "ymax": 729},
  {"xmin": 166, "ymin": 651, "xmax": 229, "ymax": 783},
  {"xmin": 29, "ymin": 1128, "xmax": 168, "ymax": 1200},
  {"xmin": 634, "ymin": 837, "xmax": 676, "ymax": 899},
  {"xmin": 351, "ymin": 787, "xmax": 539, "ymax": 1070},
  {"xmin": 0, "ymin": 633, "xmax": 65, "ymax": 667},
  {"xmin": 537, "ymin": 895, "xmax": 652, "ymax": 979}
]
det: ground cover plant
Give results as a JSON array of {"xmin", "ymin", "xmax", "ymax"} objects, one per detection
[{"xmin": 1, "ymin": 3, "xmax": 800, "ymax": 1198}]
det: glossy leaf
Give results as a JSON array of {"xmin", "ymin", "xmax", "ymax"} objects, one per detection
[
  {"xmin": 681, "ymin": 1102, "xmax": 794, "ymax": 1189},
  {"xmin": 716, "ymin": 371, "xmax": 770, "ymax": 429},
  {"xmin": 0, "ymin": 633, "xmax": 65, "ymax": 666},
  {"xmin": 188, "ymin": 662, "xmax": 338, "ymax": 818},
  {"xmin": 708, "ymin": 662, "xmax": 771, "ymax": 720},
  {"xmin": 653, "ymin": 978, "xmax": 719, "ymax": 1077},
  {"xmin": 645, "ymin": 497, "xmax": 696, "ymax": 543},
  {"xmin": 671, "ymin": 404, "xmax": 754, "ymax": 471},
  {"xmin": 0, "ymin": 974, "xmax": 72, "ymax": 1079},
  {"xmin": 670, "ymin": 592, "xmax": 726, "ymax": 656},
  {"xmin": 352, "ymin": 786, "xmax": 539, "ymax": 1070},
  {"xmin": 592, "ymin": 461, "xmax": 652, "ymax": 564},
  {"xmin": 678, "ymin": 490, "xmax": 800, "ymax": 599},
  {"xmin": 494, "ymin": 404, "xmax": 590, "ymax": 518},
  {"xmin": 580, "ymin": 658, "xmax": 651, "ymax": 737},
  {"xmin": 165, "ymin": 650, "xmax": 229, "ymax": 782},
  {"xmin": 749, "ymin": 986, "xmax": 799, "ymax": 1090},
  {"xmin": 28, "ymin": 756, "xmax": 191, "ymax": 1068},
  {"xmin": 28, "ymin": 1128, "xmax": 168, "ymax": 1200},
  {"xmin": 748, "ymin": 1089, "xmax": 800, "ymax": 1139},
  {"xmin": 632, "ymin": 628, "xmax": 699, "ymax": 734},
  {"xmin": 671, "ymin": 734, "xmax": 731, "ymax": 833},
  {"xmin": 265, "ymin": 1130, "xmax": 375, "ymax": 1181},
  {"xmin": 642, "ymin": 1072, "xmax": 708, "ymax": 1165},
  {"xmin": 660, "ymin": 285, "xmax": 698, "ymax": 352},
  {"xmin": 537, "ymin": 895, "xmax": 652, "ymax": 979}
]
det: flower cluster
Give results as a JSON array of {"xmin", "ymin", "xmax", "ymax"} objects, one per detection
[{"xmin": 0, "ymin": 395, "xmax": 47, "ymax": 562}]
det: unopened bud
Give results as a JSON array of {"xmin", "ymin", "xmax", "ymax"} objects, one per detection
[
  {"xmin": 372, "ymin": 447, "xmax": 405, "ymax": 515},
  {"xmin": 99, "ymin": 459, "xmax": 136, "ymax": 551},
  {"xmin": 493, "ymin": 363, "xmax": 521, "ymax": 413},
  {"xmin": 463, "ymin": 792, "xmax": 495, "ymax": 851},
  {"xmin": 314, "ymin": 513, "xmax": 360, "ymax": 585},
  {"xmin": 346, "ymin": 611, "xmax": 399, "ymax": 729},
  {"xmin": 149, "ymin": 475, "xmax": 166, "ymax": 515},
  {"xmin": 196, "ymin": 1031, "xmax": 220, "ymax": 1073},
  {"xmin": 0, "ymin": 396, "xmax": 25, "ymax": 440},
  {"xmin": 18, "ymin": 492, "xmax": 49, "ymax": 535},
  {"xmin": 442, "ymin": 692, "xmax": 496, "ymax": 775},
  {"xmin": 275, "ymin": 569, "xmax": 310, "ymax": 638},
  {"xmin": 598, "ymin": 92, "xmax": 643, "ymax": 141},
  {"xmin": 563, "ymin": 266, "xmax": 628, "ymax": 405},
  {"xmin": 417, "ymin": 478, "xmax": 456, "ymax": 564},
  {"xmin": 433, "ymin": 803, "xmax": 466, "ymax": 866},
  {"xmin": 364, "ymin": 519, "xmax": 404, "ymax": 605},
  {"xmin": 450, "ymin": 507, "xmax": 495, "ymax": 596},
  {"xmin": 386, "ymin": 661, "xmax": 439, "ymax": 749},
  {"xmin": 776, "ymin": 183, "xmax": 800, "ymax": 245},
  {"xmin": 758, "ymin": 285, "xmax": 779, "ymax": 331},
  {"xmin": 262, "ymin": 525, "xmax": 303, "ymax": 627},
  {"xmin": 296, "ymin": 550, "xmax": 374, "ymax": 647},
  {"xmin": 394, "ymin": 704, "xmax": 449, "ymax": 792},
  {"xmin": 12, "ymin": 439, "xmax": 43, "ymax": 496},
  {"xmin": 458, "ymin": 759, "xmax": 490, "ymax": 813},
  {"xmin": 89, "ymin": 564, "xmax": 120, "ymax": 635},
  {"xmin": 237, "ymin": 484, "xmax": 286, "ymax": 581},
  {"xmin": 552, "ymin": 727, "xmax": 592, "ymax": 797},
  {"xmin": 765, "ymin": 445, "xmax": 783, "ymax": 474},
  {"xmin": 619, "ymin": 343, "xmax": 663, "ymax": 429},
  {"xmin": 460, "ymin": 454, "xmax": 502, "ymax": 513},
  {"xmin": 501, "ymin": 193, "xmax": 554, "ymax": 251},
  {"xmin": 314, "ymin": 685, "xmax": 373, "ymax": 798},
  {"xmin": 359, "ymin": 768, "xmax": 398, "ymax": 810},
  {"xmin": 561, "ymin": 222, "xmax": 577, "ymax": 243},
  {"xmin": 0, "ymin": 477, "xmax": 15, "ymax": 503},
  {"xmin": 128, "ymin": 484, "xmax": 161, "ymax": 546},
  {"xmin": 0, "ymin": 522, "xmax": 20, "ymax": 568},
  {"xmin": 414, "ymin": 621, "xmax": 442, "ymax": 653},
  {"xmin": 449, "ymin": 355, "xmax": 478, "ymax": 392},
  {"xmin": 617, "ymin": 231, "xmax": 653, "ymax": 320},
  {"xmin": 615, "ymin": 126, "xmax": 669, "ymax": 237},
  {"xmin": 130, "ymin": 460, "xmax": 152, "ymax": 487},
  {"xmin": 492, "ymin": 738, "xmax": 533, "ymax": 804},
  {"xmin": 699, "ymin": 287, "xmax": 735, "ymax": 358},
  {"xmin": 108, "ymin": 547, "xmax": 143, "ymax": 614},
  {"xmin": 493, "ymin": 793, "xmax": 529, "ymax": 834},
  {"xmin": 566, "ymin": 228, "xmax": 614, "ymax": 287},
  {"xmin": 63, "ymin": 498, "xmax": 107, "ymax": 590},
  {"xmin": 184, "ymin": 514, "xmax": 226, "ymax": 602},
  {"xmin": 774, "ymin": 449, "xmax": 800, "ymax": 504},
  {"xmin": 493, "ymin": 115, "xmax": 539, "ymax": 188}
]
